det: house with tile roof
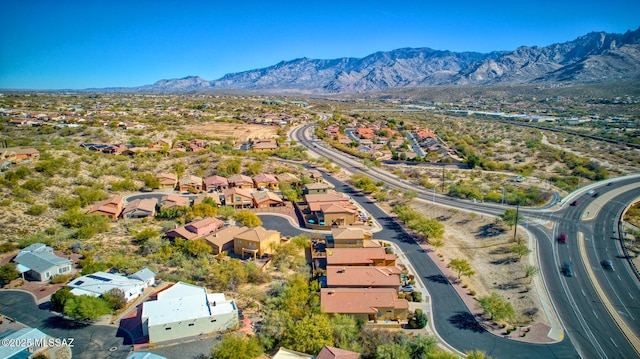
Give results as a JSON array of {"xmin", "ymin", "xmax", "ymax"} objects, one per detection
[
  {"xmin": 178, "ymin": 175, "xmax": 203, "ymax": 193},
  {"xmin": 141, "ymin": 282, "xmax": 238, "ymax": 343},
  {"xmin": 156, "ymin": 173, "xmax": 178, "ymax": 189},
  {"xmin": 122, "ymin": 198, "xmax": 157, "ymax": 219},
  {"xmin": 165, "ymin": 217, "xmax": 224, "ymax": 241},
  {"xmin": 321, "ymin": 287, "xmax": 408, "ymax": 322},
  {"xmin": 233, "ymin": 226, "xmax": 281, "ymax": 259},
  {"xmin": 316, "ymin": 346, "xmax": 361, "ymax": 359},
  {"xmin": 204, "ymin": 225, "xmax": 248, "ymax": 255},
  {"xmin": 325, "ymin": 266, "xmax": 402, "ymax": 289},
  {"xmin": 227, "ymin": 174, "xmax": 254, "ymax": 189},
  {"xmin": 159, "ymin": 194, "xmax": 190, "ymax": 209},
  {"xmin": 13, "ymin": 243, "xmax": 72, "ymax": 282},
  {"xmin": 253, "ymin": 173, "xmax": 279, "ymax": 190},
  {"xmin": 252, "ymin": 191, "xmax": 284, "ymax": 208},
  {"xmin": 203, "ymin": 175, "xmax": 229, "ymax": 192},
  {"xmin": 222, "ymin": 187, "xmax": 253, "ymax": 209},
  {"xmin": 329, "ymin": 227, "xmax": 375, "ymax": 248},
  {"xmin": 325, "ymin": 247, "xmax": 396, "ymax": 267},
  {"xmin": 87, "ymin": 196, "xmax": 123, "ymax": 221},
  {"xmin": 251, "ymin": 138, "xmax": 278, "ymax": 152}
]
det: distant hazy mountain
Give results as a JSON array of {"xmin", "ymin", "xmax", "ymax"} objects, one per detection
[{"xmin": 126, "ymin": 27, "xmax": 640, "ymax": 94}]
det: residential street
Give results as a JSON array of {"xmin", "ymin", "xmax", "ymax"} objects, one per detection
[{"xmin": 0, "ymin": 291, "xmax": 132, "ymax": 359}]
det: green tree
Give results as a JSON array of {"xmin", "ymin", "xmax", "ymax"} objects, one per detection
[
  {"xmin": 141, "ymin": 173, "xmax": 161, "ymax": 189},
  {"xmin": 376, "ymin": 343, "xmax": 411, "ymax": 359},
  {"xmin": 234, "ymin": 210, "xmax": 262, "ymax": 227},
  {"xmin": 478, "ymin": 292, "xmax": 516, "ymax": 322},
  {"xmin": 101, "ymin": 288, "xmax": 126, "ymax": 310},
  {"xmin": 210, "ymin": 334, "xmax": 262, "ymax": 359},
  {"xmin": 328, "ymin": 315, "xmax": 361, "ymax": 352},
  {"xmin": 246, "ymin": 162, "xmax": 263, "ymax": 176},
  {"xmin": 133, "ymin": 227, "xmax": 159, "ymax": 243},
  {"xmin": 282, "ymin": 314, "xmax": 333, "ymax": 354},
  {"xmin": 499, "ymin": 209, "xmax": 521, "ymax": 229},
  {"xmin": 509, "ymin": 243, "xmax": 531, "ymax": 260},
  {"xmin": 409, "ymin": 335, "xmax": 438, "ymax": 358},
  {"xmin": 448, "ymin": 258, "xmax": 475, "ymax": 280},
  {"xmin": 408, "ymin": 309, "xmax": 428, "ymax": 329},
  {"xmin": 50, "ymin": 287, "xmax": 74, "ymax": 311},
  {"xmin": 217, "ymin": 206, "xmax": 236, "ymax": 219},
  {"xmin": 524, "ymin": 265, "xmax": 540, "ymax": 283},
  {"xmin": 184, "ymin": 238, "xmax": 213, "ymax": 257},
  {"xmin": 409, "ymin": 217, "xmax": 445, "ymax": 240},
  {"xmin": 0, "ymin": 263, "xmax": 20, "ymax": 284},
  {"xmin": 64, "ymin": 295, "xmax": 111, "ymax": 321},
  {"xmin": 403, "ymin": 190, "xmax": 418, "ymax": 201}
]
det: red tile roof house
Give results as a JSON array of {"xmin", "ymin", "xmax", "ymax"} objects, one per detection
[
  {"xmin": 156, "ymin": 172, "xmax": 178, "ymax": 189},
  {"xmin": 228, "ymin": 174, "xmax": 254, "ymax": 189},
  {"xmin": 321, "ymin": 288, "xmax": 409, "ymax": 323},
  {"xmin": 87, "ymin": 196, "xmax": 124, "ymax": 221},
  {"xmin": 222, "ymin": 187, "xmax": 254, "ymax": 209},
  {"xmin": 326, "ymin": 248, "xmax": 396, "ymax": 267},
  {"xmin": 165, "ymin": 217, "xmax": 225, "ymax": 241},
  {"xmin": 316, "ymin": 346, "xmax": 361, "ymax": 359},
  {"xmin": 325, "ymin": 266, "xmax": 402, "ymax": 289},
  {"xmin": 253, "ymin": 173, "xmax": 279, "ymax": 190},
  {"xmin": 356, "ymin": 128, "xmax": 375, "ymax": 139},
  {"xmin": 178, "ymin": 175, "xmax": 204, "ymax": 193},
  {"xmin": 203, "ymin": 175, "xmax": 229, "ymax": 192},
  {"xmin": 122, "ymin": 198, "xmax": 157, "ymax": 219},
  {"xmin": 160, "ymin": 194, "xmax": 191, "ymax": 209},
  {"xmin": 252, "ymin": 191, "xmax": 284, "ymax": 208}
]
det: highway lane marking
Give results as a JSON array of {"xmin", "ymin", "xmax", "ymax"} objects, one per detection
[
  {"xmin": 578, "ymin": 233, "xmax": 640, "ymax": 355},
  {"xmin": 610, "ymin": 338, "xmax": 618, "ymax": 348},
  {"xmin": 581, "ymin": 289, "xmax": 586, "ymax": 297},
  {"xmin": 593, "ymin": 310, "xmax": 598, "ymax": 319}
]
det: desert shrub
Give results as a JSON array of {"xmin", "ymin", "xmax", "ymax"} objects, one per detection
[
  {"xmin": 26, "ymin": 204, "xmax": 47, "ymax": 216},
  {"xmin": 50, "ymin": 274, "xmax": 72, "ymax": 284},
  {"xmin": 50, "ymin": 195, "xmax": 81, "ymax": 210}
]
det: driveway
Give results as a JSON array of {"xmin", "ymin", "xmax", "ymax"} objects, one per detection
[{"xmin": 0, "ymin": 291, "xmax": 132, "ymax": 359}]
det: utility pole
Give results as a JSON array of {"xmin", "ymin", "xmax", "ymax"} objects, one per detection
[
  {"xmin": 514, "ymin": 203, "xmax": 520, "ymax": 243},
  {"xmin": 501, "ymin": 186, "xmax": 505, "ymax": 206},
  {"xmin": 441, "ymin": 165, "xmax": 445, "ymax": 193}
]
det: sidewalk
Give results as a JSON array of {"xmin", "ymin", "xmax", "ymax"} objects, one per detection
[{"xmin": 384, "ymin": 218, "xmax": 563, "ymax": 346}]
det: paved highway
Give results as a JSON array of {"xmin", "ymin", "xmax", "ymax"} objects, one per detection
[{"xmin": 293, "ymin": 122, "xmax": 640, "ymax": 358}]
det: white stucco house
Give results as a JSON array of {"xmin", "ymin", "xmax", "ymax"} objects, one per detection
[
  {"xmin": 68, "ymin": 269, "xmax": 154, "ymax": 302},
  {"xmin": 141, "ymin": 282, "xmax": 238, "ymax": 343}
]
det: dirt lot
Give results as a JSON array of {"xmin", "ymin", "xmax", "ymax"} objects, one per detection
[
  {"xmin": 184, "ymin": 122, "xmax": 280, "ymax": 142},
  {"xmin": 378, "ymin": 198, "xmax": 548, "ymax": 328}
]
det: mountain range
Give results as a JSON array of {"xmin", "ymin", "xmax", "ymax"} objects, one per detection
[{"xmin": 112, "ymin": 27, "xmax": 640, "ymax": 94}]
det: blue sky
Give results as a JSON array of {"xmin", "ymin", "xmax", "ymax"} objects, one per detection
[{"xmin": 1, "ymin": 1, "xmax": 638, "ymax": 89}]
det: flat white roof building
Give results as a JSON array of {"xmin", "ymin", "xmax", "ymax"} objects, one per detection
[
  {"xmin": 141, "ymin": 282, "xmax": 238, "ymax": 343},
  {"xmin": 68, "ymin": 271, "xmax": 151, "ymax": 302}
]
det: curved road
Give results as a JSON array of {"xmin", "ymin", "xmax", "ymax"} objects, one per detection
[{"xmin": 293, "ymin": 123, "xmax": 640, "ymax": 358}]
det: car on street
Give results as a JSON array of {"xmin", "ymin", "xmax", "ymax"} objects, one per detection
[
  {"xmin": 400, "ymin": 284, "xmax": 415, "ymax": 292},
  {"xmin": 592, "ymin": 192, "xmax": 599, "ymax": 198},
  {"xmin": 563, "ymin": 262, "xmax": 574, "ymax": 277},
  {"xmin": 570, "ymin": 200, "xmax": 578, "ymax": 206},
  {"xmin": 586, "ymin": 189, "xmax": 595, "ymax": 196},
  {"xmin": 601, "ymin": 259, "xmax": 614, "ymax": 271},
  {"xmin": 558, "ymin": 233, "xmax": 567, "ymax": 243}
]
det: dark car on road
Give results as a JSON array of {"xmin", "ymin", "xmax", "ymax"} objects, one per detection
[
  {"xmin": 601, "ymin": 259, "xmax": 614, "ymax": 271},
  {"xmin": 570, "ymin": 200, "xmax": 578, "ymax": 206},
  {"xmin": 563, "ymin": 262, "xmax": 574, "ymax": 277}
]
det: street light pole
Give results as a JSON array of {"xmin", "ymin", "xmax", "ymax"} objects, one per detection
[
  {"xmin": 501, "ymin": 186, "xmax": 505, "ymax": 206},
  {"xmin": 514, "ymin": 203, "xmax": 520, "ymax": 243}
]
